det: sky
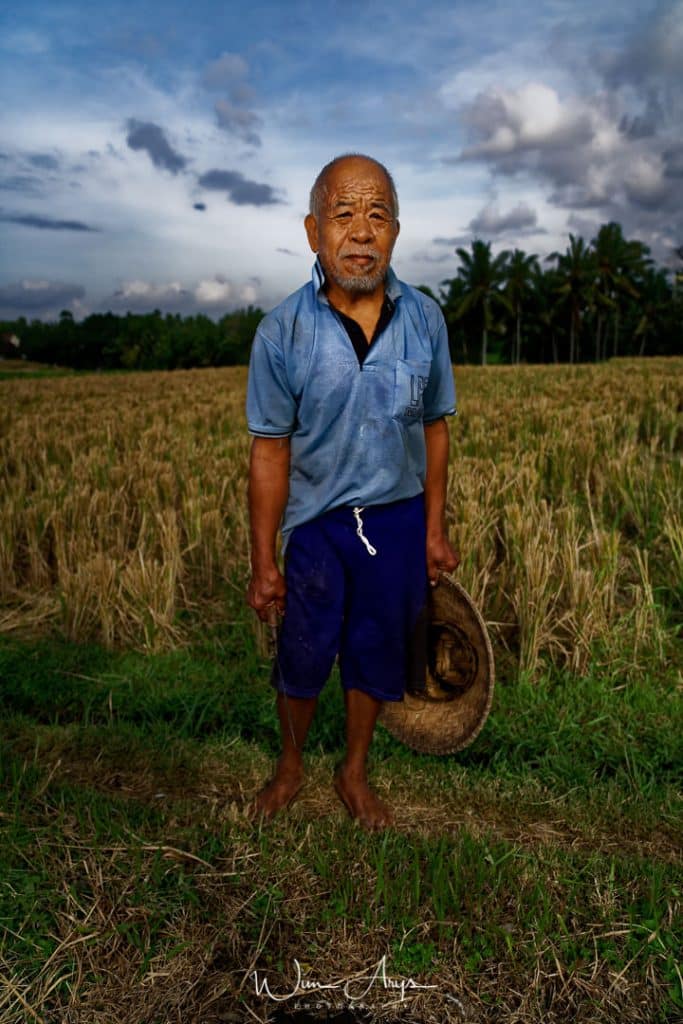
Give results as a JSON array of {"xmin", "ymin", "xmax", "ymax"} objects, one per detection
[{"xmin": 1, "ymin": 0, "xmax": 682, "ymax": 320}]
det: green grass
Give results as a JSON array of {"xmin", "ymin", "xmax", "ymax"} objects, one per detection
[
  {"xmin": 0, "ymin": 363, "xmax": 74, "ymax": 380},
  {"xmin": 0, "ymin": 602, "xmax": 681, "ymax": 1023}
]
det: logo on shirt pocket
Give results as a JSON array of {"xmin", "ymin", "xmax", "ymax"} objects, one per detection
[{"xmin": 392, "ymin": 358, "xmax": 431, "ymax": 422}]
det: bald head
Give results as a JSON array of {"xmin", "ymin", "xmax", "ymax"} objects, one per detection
[{"xmin": 309, "ymin": 154, "xmax": 399, "ymax": 222}]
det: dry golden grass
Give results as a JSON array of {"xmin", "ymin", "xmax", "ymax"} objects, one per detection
[{"xmin": 1, "ymin": 358, "xmax": 681, "ymax": 675}]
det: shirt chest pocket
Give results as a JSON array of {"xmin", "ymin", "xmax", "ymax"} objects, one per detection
[{"xmin": 392, "ymin": 358, "xmax": 431, "ymax": 423}]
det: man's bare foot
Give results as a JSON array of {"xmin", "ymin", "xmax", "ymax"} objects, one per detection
[
  {"xmin": 252, "ymin": 761, "xmax": 304, "ymax": 821},
  {"xmin": 334, "ymin": 764, "xmax": 393, "ymax": 830}
]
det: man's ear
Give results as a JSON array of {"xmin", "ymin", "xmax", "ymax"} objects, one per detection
[{"xmin": 304, "ymin": 213, "xmax": 319, "ymax": 253}]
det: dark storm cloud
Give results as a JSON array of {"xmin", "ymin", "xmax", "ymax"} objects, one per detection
[
  {"xmin": 469, "ymin": 202, "xmax": 540, "ymax": 236},
  {"xmin": 27, "ymin": 153, "xmax": 60, "ymax": 170},
  {"xmin": 0, "ymin": 174, "xmax": 43, "ymax": 195},
  {"xmin": 0, "ymin": 212, "xmax": 100, "ymax": 232},
  {"xmin": 606, "ymin": 0, "xmax": 683, "ymax": 93},
  {"xmin": 197, "ymin": 168, "xmax": 282, "ymax": 206},
  {"xmin": 567, "ymin": 213, "xmax": 603, "ymax": 239},
  {"xmin": 449, "ymin": 18, "xmax": 683, "ymax": 263},
  {"xmin": 203, "ymin": 51, "xmax": 261, "ymax": 147},
  {"xmin": 214, "ymin": 100, "xmax": 262, "ymax": 148},
  {"xmin": 619, "ymin": 96, "xmax": 666, "ymax": 140},
  {"xmin": 193, "ymin": 202, "xmax": 207, "ymax": 211},
  {"xmin": 0, "ymin": 280, "xmax": 85, "ymax": 313},
  {"xmin": 663, "ymin": 143, "xmax": 683, "ymax": 179},
  {"xmin": 547, "ymin": 185, "xmax": 607, "ymax": 210},
  {"xmin": 125, "ymin": 119, "xmax": 188, "ymax": 174},
  {"xmin": 623, "ymin": 174, "xmax": 671, "ymax": 210}
]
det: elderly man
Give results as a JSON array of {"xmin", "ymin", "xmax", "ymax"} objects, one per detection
[{"xmin": 246, "ymin": 153, "xmax": 458, "ymax": 829}]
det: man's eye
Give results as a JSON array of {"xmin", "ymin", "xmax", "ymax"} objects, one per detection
[{"xmin": 336, "ymin": 212, "xmax": 352, "ymax": 219}]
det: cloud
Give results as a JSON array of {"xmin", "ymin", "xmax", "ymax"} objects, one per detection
[
  {"xmin": 607, "ymin": 0, "xmax": 683, "ymax": 92},
  {"xmin": 197, "ymin": 168, "xmax": 282, "ymax": 206},
  {"xmin": 0, "ymin": 212, "xmax": 100, "ymax": 232},
  {"xmin": 0, "ymin": 280, "xmax": 85, "ymax": 314},
  {"xmin": 276, "ymin": 247, "xmax": 298, "ymax": 256},
  {"xmin": 458, "ymin": 83, "xmax": 594, "ymax": 162},
  {"xmin": 193, "ymin": 202, "xmax": 206, "ymax": 211},
  {"xmin": 411, "ymin": 249, "xmax": 454, "ymax": 264},
  {"xmin": 567, "ymin": 213, "xmax": 603, "ymax": 239},
  {"xmin": 203, "ymin": 51, "xmax": 261, "ymax": 146},
  {"xmin": 469, "ymin": 201, "xmax": 540, "ymax": 236},
  {"xmin": 663, "ymin": 142, "xmax": 683, "ymax": 179},
  {"xmin": 203, "ymin": 52, "xmax": 250, "ymax": 91},
  {"xmin": 110, "ymin": 280, "xmax": 188, "ymax": 309},
  {"xmin": 0, "ymin": 174, "xmax": 43, "ymax": 195},
  {"xmin": 449, "ymin": 51, "xmax": 683, "ymax": 261},
  {"xmin": 214, "ymin": 100, "xmax": 262, "ymax": 147},
  {"xmin": 102, "ymin": 275, "xmax": 256, "ymax": 315},
  {"xmin": 27, "ymin": 153, "xmax": 60, "ymax": 171},
  {"xmin": 125, "ymin": 119, "xmax": 187, "ymax": 174},
  {"xmin": 622, "ymin": 153, "xmax": 669, "ymax": 209},
  {"xmin": 194, "ymin": 277, "xmax": 233, "ymax": 305}
]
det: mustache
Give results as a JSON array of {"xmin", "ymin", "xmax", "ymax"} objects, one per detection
[{"xmin": 340, "ymin": 248, "xmax": 381, "ymax": 260}]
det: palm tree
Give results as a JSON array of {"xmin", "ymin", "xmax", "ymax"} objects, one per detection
[
  {"xmin": 439, "ymin": 275, "xmax": 470, "ymax": 363},
  {"xmin": 547, "ymin": 235, "xmax": 596, "ymax": 364},
  {"xmin": 592, "ymin": 222, "xmax": 651, "ymax": 359},
  {"xmin": 454, "ymin": 240, "xmax": 510, "ymax": 365},
  {"xmin": 633, "ymin": 267, "xmax": 671, "ymax": 356},
  {"xmin": 672, "ymin": 246, "xmax": 683, "ymax": 300},
  {"xmin": 532, "ymin": 265, "xmax": 562, "ymax": 363},
  {"xmin": 504, "ymin": 249, "xmax": 539, "ymax": 363}
]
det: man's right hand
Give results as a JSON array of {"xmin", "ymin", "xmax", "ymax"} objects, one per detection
[{"xmin": 246, "ymin": 565, "xmax": 287, "ymax": 622}]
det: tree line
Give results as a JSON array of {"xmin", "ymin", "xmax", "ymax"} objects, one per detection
[
  {"xmin": 2, "ymin": 307, "xmax": 264, "ymax": 372},
  {"xmin": 2, "ymin": 223, "xmax": 681, "ymax": 370},
  {"xmin": 433, "ymin": 223, "xmax": 682, "ymax": 364}
]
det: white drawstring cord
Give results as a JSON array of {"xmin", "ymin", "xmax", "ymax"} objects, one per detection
[{"xmin": 353, "ymin": 506, "xmax": 377, "ymax": 556}]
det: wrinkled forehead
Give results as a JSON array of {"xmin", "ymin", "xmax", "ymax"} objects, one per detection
[{"xmin": 321, "ymin": 160, "xmax": 394, "ymax": 210}]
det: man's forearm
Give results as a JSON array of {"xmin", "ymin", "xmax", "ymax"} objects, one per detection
[
  {"xmin": 423, "ymin": 417, "xmax": 459, "ymax": 581},
  {"xmin": 423, "ymin": 417, "xmax": 450, "ymax": 538},
  {"xmin": 248, "ymin": 436, "xmax": 291, "ymax": 570}
]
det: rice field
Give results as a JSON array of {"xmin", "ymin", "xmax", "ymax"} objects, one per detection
[
  {"xmin": 0, "ymin": 358, "xmax": 681, "ymax": 1024},
  {"xmin": 1, "ymin": 359, "xmax": 681, "ymax": 675}
]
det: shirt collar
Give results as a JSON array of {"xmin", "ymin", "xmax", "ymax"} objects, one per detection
[{"xmin": 312, "ymin": 256, "xmax": 402, "ymax": 305}]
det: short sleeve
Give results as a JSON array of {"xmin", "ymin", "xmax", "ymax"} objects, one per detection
[
  {"xmin": 246, "ymin": 329, "xmax": 297, "ymax": 437},
  {"xmin": 423, "ymin": 309, "xmax": 456, "ymax": 422}
]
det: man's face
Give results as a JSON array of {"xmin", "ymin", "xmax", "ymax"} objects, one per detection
[{"xmin": 305, "ymin": 158, "xmax": 400, "ymax": 297}]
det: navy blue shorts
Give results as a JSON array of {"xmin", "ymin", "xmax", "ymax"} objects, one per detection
[{"xmin": 272, "ymin": 494, "xmax": 428, "ymax": 703}]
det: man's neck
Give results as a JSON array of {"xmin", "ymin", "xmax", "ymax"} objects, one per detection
[{"xmin": 324, "ymin": 279, "xmax": 385, "ymax": 322}]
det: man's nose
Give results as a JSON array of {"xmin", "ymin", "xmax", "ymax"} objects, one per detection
[{"xmin": 349, "ymin": 213, "xmax": 373, "ymax": 241}]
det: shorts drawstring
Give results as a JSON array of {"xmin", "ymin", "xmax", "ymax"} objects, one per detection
[{"xmin": 353, "ymin": 507, "xmax": 377, "ymax": 556}]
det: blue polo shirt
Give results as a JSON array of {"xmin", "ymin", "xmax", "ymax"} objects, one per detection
[{"xmin": 246, "ymin": 259, "xmax": 456, "ymax": 545}]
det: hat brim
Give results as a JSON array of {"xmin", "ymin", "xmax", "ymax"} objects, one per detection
[{"xmin": 378, "ymin": 576, "xmax": 495, "ymax": 755}]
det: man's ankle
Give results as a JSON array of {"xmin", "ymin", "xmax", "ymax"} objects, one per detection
[
  {"xmin": 337, "ymin": 758, "xmax": 367, "ymax": 779},
  {"xmin": 277, "ymin": 752, "xmax": 304, "ymax": 774}
]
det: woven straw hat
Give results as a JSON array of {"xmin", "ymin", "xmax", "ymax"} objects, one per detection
[{"xmin": 378, "ymin": 576, "xmax": 495, "ymax": 755}]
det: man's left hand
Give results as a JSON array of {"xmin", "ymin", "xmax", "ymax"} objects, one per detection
[{"xmin": 426, "ymin": 533, "xmax": 460, "ymax": 586}]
